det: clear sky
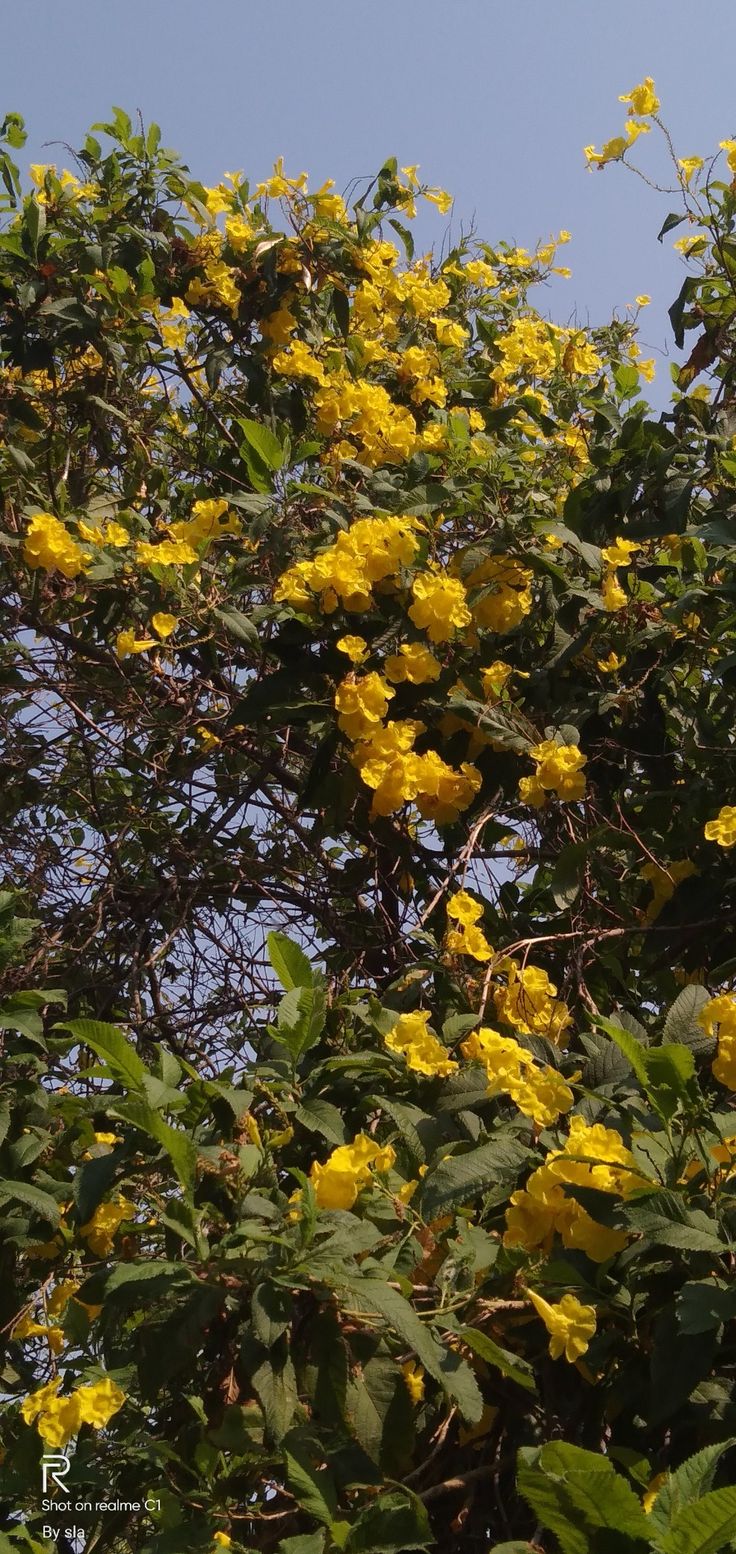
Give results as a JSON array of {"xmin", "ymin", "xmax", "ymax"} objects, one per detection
[{"xmin": 2, "ymin": 1, "xmax": 735, "ymax": 402}]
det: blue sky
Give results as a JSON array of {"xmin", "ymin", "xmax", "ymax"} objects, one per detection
[{"xmin": 3, "ymin": 1, "xmax": 735, "ymax": 402}]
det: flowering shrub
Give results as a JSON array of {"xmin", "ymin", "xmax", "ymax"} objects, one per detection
[{"xmin": 3, "ymin": 86, "xmax": 736, "ymax": 1552}]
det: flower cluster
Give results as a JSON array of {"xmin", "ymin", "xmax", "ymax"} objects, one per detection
[
  {"xmin": 274, "ymin": 514, "xmax": 421, "ymax": 614},
  {"xmin": 585, "ymin": 76, "xmax": 660, "ymax": 168},
  {"xmin": 505, "ymin": 1117, "xmax": 647, "ymax": 1262},
  {"xmin": 384, "ymin": 1010, "xmax": 459, "ymax": 1077},
  {"xmin": 24, "ymin": 512, "xmax": 90, "ymax": 580},
  {"xmin": 309, "ymin": 1133, "xmax": 396, "ymax": 1210},
  {"xmin": 350, "ymin": 718, "xmax": 481, "ymax": 822},
  {"xmin": 704, "ymin": 806, "xmax": 736, "ymax": 849},
  {"xmin": 519, "ymin": 740, "xmax": 587, "ymax": 807},
  {"xmin": 461, "ymin": 1025, "xmax": 575, "ymax": 1127},
  {"xmin": 463, "ymin": 555, "xmax": 533, "ymax": 633},
  {"xmin": 445, "ymin": 889, "xmax": 494, "ymax": 962},
  {"xmin": 494, "ymin": 961, "xmax": 572, "ymax": 1045},
  {"xmin": 21, "ymin": 1376, "xmax": 126, "ymax": 1449}
]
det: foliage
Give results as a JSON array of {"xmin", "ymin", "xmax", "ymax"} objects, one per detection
[{"xmin": 2, "ymin": 84, "xmax": 736, "ymax": 1553}]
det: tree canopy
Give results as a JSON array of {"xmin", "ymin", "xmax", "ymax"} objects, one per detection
[{"xmin": 3, "ymin": 81, "xmax": 736, "ymax": 1554}]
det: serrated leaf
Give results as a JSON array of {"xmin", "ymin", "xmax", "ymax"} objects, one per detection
[
  {"xmin": 335, "ymin": 1276, "xmax": 482, "ymax": 1422},
  {"xmin": 212, "ymin": 605, "xmax": 260, "ymax": 646},
  {"xmin": 283, "ymin": 1431, "xmax": 337, "ymax": 1527},
  {"xmin": 73, "ymin": 1150, "xmax": 121, "ymax": 1225},
  {"xmin": 237, "ymin": 417, "xmax": 284, "ymax": 471},
  {"xmin": 659, "ymin": 1486, "xmax": 736, "ymax": 1554},
  {"xmin": 625, "ymin": 1195, "xmax": 724, "ymax": 1253},
  {"xmin": 267, "ymin": 931, "xmax": 315, "ymax": 991},
  {"xmin": 664, "ymin": 986, "xmax": 711, "ymax": 1045},
  {"xmin": 56, "ymin": 1018, "xmax": 148, "ymax": 1091},
  {"xmin": 418, "ymin": 1135, "xmax": 531, "ymax": 1220},
  {"xmin": 447, "ymin": 1322, "xmax": 536, "ymax": 1392},
  {"xmin": 344, "ymin": 1489, "xmax": 431, "ymax": 1554},
  {"xmin": 0, "ymin": 1180, "xmax": 60, "ymax": 1226},
  {"xmin": 648, "ymin": 1440, "xmax": 736, "ymax": 1538},
  {"xmin": 295, "ymin": 1099, "xmax": 347, "ymax": 1146},
  {"xmin": 252, "ymin": 1283, "xmax": 292, "ymax": 1347},
  {"xmin": 104, "ymin": 1261, "xmax": 192, "ymax": 1295}
]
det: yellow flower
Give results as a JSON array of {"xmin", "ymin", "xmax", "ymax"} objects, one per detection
[
  {"xmin": 213, "ymin": 1535, "xmax": 232, "ymax": 1549},
  {"xmin": 704, "ymin": 806, "xmax": 736, "ymax": 849},
  {"xmin": 11, "ymin": 1314, "xmax": 65, "ymax": 1354},
  {"xmin": 24, "ymin": 513, "xmax": 90, "ymax": 579},
  {"xmin": 522, "ymin": 740, "xmax": 586, "ymax": 804},
  {"xmin": 643, "ymin": 1473, "xmax": 668, "ymax": 1515},
  {"xmin": 601, "ymin": 537, "xmax": 641, "ymax": 568},
  {"xmin": 602, "ymin": 571, "xmax": 628, "ymax": 612},
  {"xmin": 151, "ymin": 612, "xmax": 178, "ymax": 639},
  {"xmin": 423, "ymin": 187, "xmax": 453, "ymax": 215},
  {"xmin": 446, "ymin": 889, "xmax": 483, "ymax": 927},
  {"xmin": 401, "ymin": 1359, "xmax": 425, "ymax": 1404},
  {"xmin": 75, "ymin": 1377, "xmax": 126, "ymax": 1429},
  {"xmin": 678, "ymin": 157, "xmax": 704, "ymax": 186},
  {"xmin": 494, "ymin": 961, "xmax": 572, "ymax": 1045},
  {"xmin": 699, "ymin": 994, "xmax": 736, "ymax": 1089},
  {"xmin": 597, "ymin": 651, "xmax": 626, "ymax": 674},
  {"xmin": 197, "ymin": 725, "xmax": 222, "ymax": 751},
  {"xmin": 409, "ymin": 571, "xmax": 471, "ymax": 643},
  {"xmin": 336, "ymin": 635, "xmax": 368, "ymax": 664},
  {"xmin": 384, "ymin": 642, "xmax": 441, "ymax": 684},
  {"xmin": 635, "ymin": 294, "xmax": 651, "ymax": 306},
  {"xmin": 21, "ymin": 1376, "xmax": 125, "ymax": 1447},
  {"xmin": 309, "ymin": 1134, "xmax": 396, "ymax": 1210},
  {"xmin": 619, "ymin": 76, "xmax": 660, "ymax": 116},
  {"xmin": 135, "ymin": 538, "xmax": 198, "ymax": 568},
  {"xmin": 115, "ymin": 630, "xmax": 157, "ymax": 660},
  {"xmin": 385, "ymin": 1010, "xmax": 458, "ymax": 1077},
  {"xmin": 335, "ymin": 672, "xmax": 394, "ymax": 741},
  {"xmin": 461, "ymin": 1027, "xmax": 575, "ymax": 1128},
  {"xmin": 720, "ymin": 139, "xmax": 736, "ymax": 176},
  {"xmin": 481, "ymin": 661, "xmax": 513, "ymax": 699},
  {"xmin": 80, "ymin": 1195, "xmax": 136, "ymax": 1256},
  {"xmin": 528, "ymin": 1289, "xmax": 596, "ymax": 1362}
]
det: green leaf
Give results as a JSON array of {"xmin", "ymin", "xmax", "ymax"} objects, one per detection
[
  {"xmin": 277, "ymin": 1535, "xmax": 326, "ymax": 1554},
  {"xmin": 251, "ymin": 1344, "xmax": 298, "ymax": 1442},
  {"xmin": 344, "ymin": 1490, "xmax": 431, "ymax": 1554},
  {"xmin": 57, "ymin": 1018, "xmax": 148, "ymax": 1091},
  {"xmin": 252, "ymin": 1283, "xmax": 293, "ymax": 1347},
  {"xmin": 335, "ymin": 1276, "xmax": 482, "ymax": 1423},
  {"xmin": 267, "ymin": 931, "xmax": 315, "ymax": 991},
  {"xmin": 237, "ymin": 417, "xmax": 284, "ymax": 471},
  {"xmin": 0, "ymin": 1180, "xmax": 60, "ymax": 1226},
  {"xmin": 275, "ymin": 985, "xmax": 326, "ymax": 1059},
  {"xmin": 624, "ymin": 1194, "xmax": 724, "ymax": 1253},
  {"xmin": 447, "ymin": 1322, "xmax": 536, "ymax": 1391},
  {"xmin": 648, "ymin": 1441, "xmax": 736, "ymax": 1537},
  {"xmin": 659, "ymin": 1486, "xmax": 736, "ymax": 1554},
  {"xmin": 418, "ymin": 1134, "xmax": 531, "ymax": 1220},
  {"xmin": 518, "ymin": 1443, "xmax": 650, "ymax": 1554},
  {"xmin": 104, "ymin": 1261, "xmax": 192, "ymax": 1295},
  {"xmin": 676, "ymin": 1282, "xmax": 736, "ymax": 1335},
  {"xmin": 663, "ymin": 986, "xmax": 712, "ymax": 1046},
  {"xmin": 212, "ymin": 605, "xmax": 260, "ymax": 646},
  {"xmin": 119, "ymin": 1099, "xmax": 197, "ymax": 1192},
  {"xmin": 73, "ymin": 1150, "xmax": 121, "ymax": 1225},
  {"xmin": 658, "ymin": 210, "xmax": 687, "ymax": 243},
  {"xmin": 283, "ymin": 1430, "xmax": 337, "ymax": 1527},
  {"xmin": 295, "ymin": 1099, "xmax": 347, "ymax": 1146}
]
